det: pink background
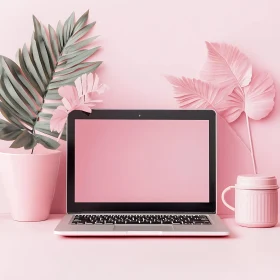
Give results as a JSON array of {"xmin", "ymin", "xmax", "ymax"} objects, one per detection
[
  {"xmin": 75, "ymin": 120, "xmax": 209, "ymax": 202},
  {"xmin": 0, "ymin": 0, "xmax": 280, "ymax": 214}
]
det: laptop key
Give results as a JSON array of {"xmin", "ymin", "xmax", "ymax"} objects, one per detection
[{"xmin": 71, "ymin": 214, "xmax": 211, "ymax": 225}]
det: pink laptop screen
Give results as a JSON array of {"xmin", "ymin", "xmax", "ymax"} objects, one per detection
[{"xmin": 75, "ymin": 119, "xmax": 209, "ymax": 202}]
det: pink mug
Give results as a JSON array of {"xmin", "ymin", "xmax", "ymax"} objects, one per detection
[{"xmin": 222, "ymin": 175, "xmax": 278, "ymax": 227}]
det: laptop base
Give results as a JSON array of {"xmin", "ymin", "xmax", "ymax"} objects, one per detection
[{"xmin": 54, "ymin": 214, "xmax": 229, "ymax": 236}]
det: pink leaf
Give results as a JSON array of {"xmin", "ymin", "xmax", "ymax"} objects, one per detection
[
  {"xmin": 50, "ymin": 106, "xmax": 68, "ymax": 133},
  {"xmin": 74, "ymin": 77, "xmax": 83, "ymax": 98},
  {"xmin": 81, "ymin": 74, "xmax": 87, "ymax": 96},
  {"xmin": 217, "ymin": 87, "xmax": 244, "ymax": 123},
  {"xmin": 244, "ymin": 72, "xmax": 275, "ymax": 120},
  {"xmin": 85, "ymin": 74, "xmax": 108, "ymax": 102},
  {"xmin": 96, "ymin": 84, "xmax": 109, "ymax": 94},
  {"xmin": 86, "ymin": 100, "xmax": 103, "ymax": 109},
  {"xmin": 92, "ymin": 73, "xmax": 100, "ymax": 92},
  {"xmin": 201, "ymin": 42, "xmax": 252, "ymax": 89},
  {"xmin": 61, "ymin": 97, "xmax": 72, "ymax": 111},
  {"xmin": 166, "ymin": 76, "xmax": 231, "ymax": 112},
  {"xmin": 219, "ymin": 102, "xmax": 243, "ymax": 123},
  {"xmin": 87, "ymin": 73, "xmax": 94, "ymax": 93},
  {"xmin": 58, "ymin": 86, "xmax": 80, "ymax": 109},
  {"xmin": 166, "ymin": 75, "xmax": 252, "ymax": 150},
  {"xmin": 75, "ymin": 104, "xmax": 92, "ymax": 113},
  {"xmin": 220, "ymin": 72, "xmax": 275, "ymax": 121},
  {"xmin": 51, "ymin": 73, "xmax": 108, "ymax": 135},
  {"xmin": 90, "ymin": 74, "xmax": 109, "ymax": 95}
]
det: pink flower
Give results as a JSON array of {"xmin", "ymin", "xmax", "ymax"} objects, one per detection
[{"xmin": 50, "ymin": 73, "xmax": 108, "ymax": 134}]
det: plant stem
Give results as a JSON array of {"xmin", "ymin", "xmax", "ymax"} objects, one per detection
[
  {"xmin": 246, "ymin": 114, "xmax": 257, "ymax": 174},
  {"xmin": 31, "ymin": 126, "xmax": 35, "ymax": 154},
  {"xmin": 57, "ymin": 128, "xmax": 64, "ymax": 142},
  {"xmin": 221, "ymin": 116, "xmax": 250, "ymax": 151},
  {"xmin": 236, "ymin": 84, "xmax": 257, "ymax": 174}
]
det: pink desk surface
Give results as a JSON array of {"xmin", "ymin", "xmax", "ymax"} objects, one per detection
[{"xmin": 0, "ymin": 214, "xmax": 279, "ymax": 280}]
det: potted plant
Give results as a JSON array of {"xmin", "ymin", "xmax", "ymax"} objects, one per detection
[{"xmin": 0, "ymin": 11, "xmax": 103, "ymax": 221}]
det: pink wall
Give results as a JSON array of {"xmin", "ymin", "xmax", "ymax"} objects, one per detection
[{"xmin": 0, "ymin": 0, "xmax": 280, "ymax": 215}]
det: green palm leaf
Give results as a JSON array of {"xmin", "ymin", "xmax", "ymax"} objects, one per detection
[
  {"xmin": 0, "ymin": 124, "xmax": 23, "ymax": 141},
  {"xmin": 0, "ymin": 10, "xmax": 102, "ymax": 150}
]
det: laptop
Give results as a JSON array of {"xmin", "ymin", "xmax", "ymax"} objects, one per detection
[{"xmin": 54, "ymin": 109, "xmax": 229, "ymax": 236}]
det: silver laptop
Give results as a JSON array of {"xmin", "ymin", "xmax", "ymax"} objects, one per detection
[{"xmin": 54, "ymin": 109, "xmax": 229, "ymax": 236}]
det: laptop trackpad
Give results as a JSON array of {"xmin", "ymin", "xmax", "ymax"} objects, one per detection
[{"xmin": 114, "ymin": 225, "xmax": 173, "ymax": 231}]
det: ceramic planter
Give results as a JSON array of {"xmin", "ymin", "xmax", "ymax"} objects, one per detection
[{"xmin": 0, "ymin": 149, "xmax": 61, "ymax": 222}]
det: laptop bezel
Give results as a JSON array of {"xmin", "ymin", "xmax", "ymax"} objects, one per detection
[{"xmin": 67, "ymin": 109, "xmax": 216, "ymax": 213}]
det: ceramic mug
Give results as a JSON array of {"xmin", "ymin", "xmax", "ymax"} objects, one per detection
[{"xmin": 222, "ymin": 175, "xmax": 278, "ymax": 227}]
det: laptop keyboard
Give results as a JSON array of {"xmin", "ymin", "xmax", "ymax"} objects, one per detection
[{"xmin": 71, "ymin": 214, "xmax": 211, "ymax": 225}]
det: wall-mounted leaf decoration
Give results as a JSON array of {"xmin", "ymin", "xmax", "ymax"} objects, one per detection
[
  {"xmin": 217, "ymin": 72, "xmax": 275, "ymax": 123},
  {"xmin": 167, "ymin": 41, "xmax": 276, "ymax": 175},
  {"xmin": 241, "ymin": 72, "xmax": 274, "ymax": 120},
  {"xmin": 166, "ymin": 77, "xmax": 251, "ymax": 152},
  {"xmin": 0, "ymin": 10, "xmax": 102, "ymax": 151},
  {"xmin": 201, "ymin": 42, "xmax": 252, "ymax": 90},
  {"xmin": 165, "ymin": 76, "xmax": 230, "ymax": 110}
]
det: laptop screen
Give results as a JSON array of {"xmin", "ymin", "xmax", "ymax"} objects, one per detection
[{"xmin": 74, "ymin": 119, "xmax": 209, "ymax": 203}]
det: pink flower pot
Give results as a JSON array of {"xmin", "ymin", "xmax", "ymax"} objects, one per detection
[{"xmin": 0, "ymin": 149, "xmax": 61, "ymax": 222}]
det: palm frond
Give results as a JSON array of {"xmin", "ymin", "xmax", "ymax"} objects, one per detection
[{"xmin": 0, "ymin": 10, "xmax": 101, "ymax": 150}]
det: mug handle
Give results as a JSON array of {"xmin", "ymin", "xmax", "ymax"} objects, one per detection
[{"xmin": 221, "ymin": 186, "xmax": 235, "ymax": 211}]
